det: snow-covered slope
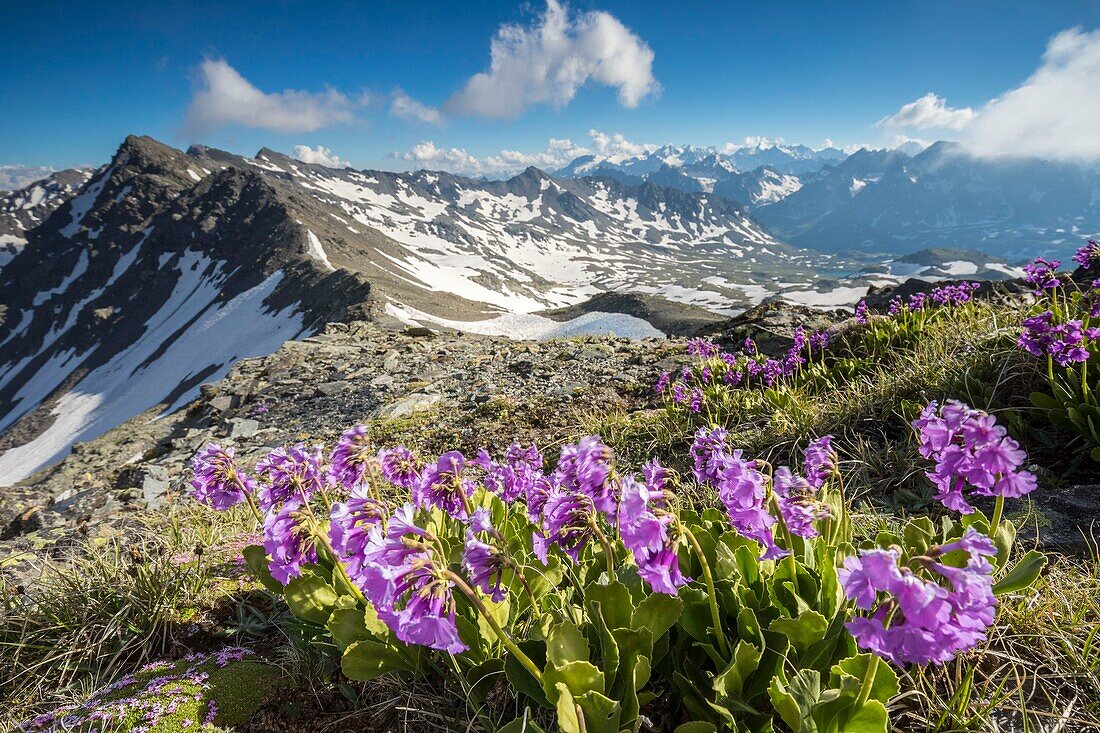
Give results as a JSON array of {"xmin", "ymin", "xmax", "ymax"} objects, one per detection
[{"xmin": 0, "ymin": 168, "xmax": 94, "ymax": 271}]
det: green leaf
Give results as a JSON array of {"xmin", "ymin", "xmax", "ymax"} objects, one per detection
[
  {"xmin": 673, "ymin": 723, "xmax": 718, "ymax": 733},
  {"xmin": 713, "ymin": 641, "xmax": 761, "ymax": 701},
  {"xmin": 574, "ymin": 690, "xmax": 622, "ymax": 733},
  {"xmin": 588, "ymin": 603, "xmax": 620, "ymax": 690},
  {"xmin": 242, "ymin": 544, "xmax": 283, "ymax": 593},
  {"xmin": 547, "ymin": 620, "xmax": 590, "ymax": 667},
  {"xmin": 505, "ymin": 640, "xmax": 550, "ymax": 708},
  {"xmin": 993, "ymin": 550, "xmax": 1047, "ymax": 596},
  {"xmin": 543, "ymin": 661, "xmax": 605, "ymax": 703},
  {"xmin": 840, "ymin": 699, "xmax": 888, "ymax": 732},
  {"xmin": 770, "ymin": 610, "xmax": 828, "ymax": 655},
  {"xmin": 584, "ymin": 580, "xmax": 634, "ymax": 630},
  {"xmin": 768, "ymin": 668, "xmax": 821, "ymax": 733},
  {"xmin": 327, "ymin": 607, "xmax": 372, "ymax": 650},
  {"xmin": 283, "ymin": 572, "xmax": 339, "ymax": 625},
  {"xmin": 831, "ymin": 655, "xmax": 898, "ymax": 704},
  {"xmin": 1029, "ymin": 391, "xmax": 1061, "ymax": 411},
  {"xmin": 340, "ymin": 640, "xmax": 410, "ymax": 681},
  {"xmin": 554, "ymin": 684, "xmax": 582, "ymax": 733},
  {"xmin": 632, "ymin": 593, "xmax": 683, "ymax": 640}
]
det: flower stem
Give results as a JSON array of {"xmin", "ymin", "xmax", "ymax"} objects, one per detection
[
  {"xmin": 243, "ymin": 493, "xmax": 264, "ymax": 527},
  {"xmin": 447, "ymin": 570, "xmax": 543, "ymax": 683},
  {"xmin": 510, "ymin": 562, "xmax": 544, "ymax": 621},
  {"xmin": 854, "ymin": 653, "xmax": 880, "ymax": 709},
  {"xmin": 989, "ymin": 495, "xmax": 1005, "ymax": 537},
  {"xmin": 682, "ymin": 526, "xmax": 731, "ymax": 658},
  {"xmin": 592, "ymin": 523, "xmax": 616, "ymax": 578}
]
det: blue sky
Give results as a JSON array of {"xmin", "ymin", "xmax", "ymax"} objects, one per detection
[{"xmin": 3, "ymin": 0, "xmax": 1099, "ymax": 172}]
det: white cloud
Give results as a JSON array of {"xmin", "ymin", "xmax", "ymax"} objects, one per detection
[
  {"xmin": 182, "ymin": 59, "xmax": 362, "ymax": 136},
  {"xmin": 390, "ymin": 89, "xmax": 444, "ymax": 125},
  {"xmin": 876, "ymin": 93, "xmax": 976, "ymax": 131},
  {"xmin": 891, "ymin": 134, "xmax": 931, "ymax": 152},
  {"xmin": 962, "ymin": 27, "xmax": 1100, "ymax": 160},
  {"xmin": 291, "ymin": 145, "xmax": 350, "ymax": 168},
  {"xmin": 588, "ymin": 129, "xmax": 656, "ymax": 159},
  {"xmin": 723, "ymin": 136, "xmax": 786, "ymax": 152},
  {"xmin": 398, "ymin": 136, "xmax": 591, "ymax": 176},
  {"xmin": 447, "ymin": 0, "xmax": 659, "ymax": 119}
]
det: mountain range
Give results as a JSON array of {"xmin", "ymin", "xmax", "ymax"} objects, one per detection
[
  {"xmin": 549, "ymin": 141, "xmax": 1100, "ymax": 259},
  {"xmin": 0, "ymin": 132, "xmax": 1091, "ymax": 486}
]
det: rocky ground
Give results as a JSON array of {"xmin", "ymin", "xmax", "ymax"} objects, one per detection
[{"xmin": 0, "ymin": 320, "xmax": 692, "ymax": 587}]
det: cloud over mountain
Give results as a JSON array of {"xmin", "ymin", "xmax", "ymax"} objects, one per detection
[
  {"xmin": 447, "ymin": 0, "xmax": 659, "ymax": 119},
  {"xmin": 963, "ymin": 27, "xmax": 1100, "ymax": 161},
  {"xmin": 877, "ymin": 93, "xmax": 976, "ymax": 131},
  {"xmin": 182, "ymin": 59, "xmax": 364, "ymax": 136}
]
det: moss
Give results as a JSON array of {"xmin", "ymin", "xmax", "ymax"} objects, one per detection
[{"xmin": 21, "ymin": 654, "xmax": 282, "ymax": 732}]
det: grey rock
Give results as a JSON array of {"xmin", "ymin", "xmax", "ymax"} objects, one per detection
[
  {"xmin": 315, "ymin": 381, "xmax": 348, "ymax": 398},
  {"xmin": 140, "ymin": 465, "xmax": 171, "ymax": 510},
  {"xmin": 227, "ymin": 418, "xmax": 260, "ymax": 438},
  {"xmin": 374, "ymin": 392, "xmax": 441, "ymax": 419}
]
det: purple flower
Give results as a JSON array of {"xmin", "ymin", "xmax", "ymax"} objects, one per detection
[
  {"xmin": 1073, "ymin": 239, "xmax": 1100, "ymax": 271},
  {"xmin": 914, "ymin": 400, "xmax": 1037, "ymax": 513},
  {"xmin": 262, "ymin": 498, "xmax": 318, "ymax": 584},
  {"xmin": 377, "ymin": 445, "xmax": 421, "ymax": 490},
  {"xmin": 255, "ymin": 444, "xmax": 325, "ymax": 511},
  {"xmin": 672, "ymin": 382, "xmax": 688, "ymax": 404},
  {"xmin": 689, "ymin": 387, "xmax": 704, "ymax": 413},
  {"xmin": 463, "ymin": 508, "xmax": 508, "ymax": 602},
  {"xmin": 743, "ymin": 337, "xmax": 758, "ymax": 355},
  {"xmin": 616, "ymin": 475, "xmax": 689, "ymax": 594},
  {"xmin": 841, "ymin": 529, "xmax": 998, "ymax": 666},
  {"xmin": 854, "ymin": 300, "xmax": 870, "ymax": 325},
  {"xmin": 888, "ymin": 296, "xmax": 903, "ymax": 316},
  {"xmin": 654, "ymin": 371, "xmax": 671, "ymax": 394},
  {"xmin": 1020, "ymin": 315, "xmax": 1092, "ymax": 366},
  {"xmin": 773, "ymin": 466, "xmax": 830, "ymax": 539},
  {"xmin": 809, "ymin": 329, "xmax": 830, "ymax": 352},
  {"xmin": 329, "ymin": 485, "xmax": 387, "ymax": 584},
  {"xmin": 355, "ymin": 504, "xmax": 467, "ymax": 653},
  {"xmin": 554, "ymin": 436, "xmax": 616, "ymax": 515},
  {"xmin": 1023, "ymin": 257, "xmax": 1061, "ymax": 291},
  {"xmin": 715, "ymin": 453, "xmax": 785, "ymax": 559},
  {"xmin": 534, "ymin": 486, "xmax": 598, "ymax": 563},
  {"xmin": 803, "ymin": 435, "xmax": 836, "ymax": 488},
  {"xmin": 687, "ymin": 337, "xmax": 720, "ymax": 357},
  {"xmin": 329, "ymin": 424, "xmax": 371, "ymax": 489},
  {"xmin": 691, "ymin": 426, "xmax": 731, "ymax": 485},
  {"xmin": 189, "ymin": 443, "xmax": 256, "ymax": 510},
  {"xmin": 476, "ymin": 443, "xmax": 543, "ymax": 503},
  {"xmin": 413, "ymin": 451, "xmax": 472, "ymax": 519}
]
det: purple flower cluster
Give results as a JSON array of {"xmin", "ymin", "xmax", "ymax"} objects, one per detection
[
  {"xmin": 352, "ymin": 504, "xmax": 466, "ymax": 653},
  {"xmin": 328, "ymin": 424, "xmax": 372, "ymax": 489},
  {"xmin": 686, "ymin": 337, "xmax": 720, "ymax": 357},
  {"xmin": 658, "ymin": 326, "xmax": 833, "ymax": 406},
  {"xmin": 475, "ymin": 442, "xmax": 543, "ymax": 502},
  {"xmin": 617, "ymin": 469, "xmax": 690, "ymax": 594},
  {"xmin": 189, "ymin": 443, "xmax": 256, "ymax": 510},
  {"xmin": 255, "ymin": 444, "xmax": 325, "ymax": 510},
  {"xmin": 1073, "ymin": 239, "xmax": 1100, "ymax": 271},
  {"xmin": 692, "ymin": 427, "xmax": 783, "ymax": 559},
  {"xmin": 1018, "ymin": 311, "xmax": 1099, "ymax": 366},
  {"xmin": 692, "ymin": 429, "xmax": 835, "ymax": 556},
  {"xmin": 377, "ymin": 445, "xmax": 421, "ymax": 489},
  {"xmin": 840, "ymin": 528, "xmax": 997, "ymax": 666},
  {"xmin": 1023, "ymin": 257, "xmax": 1062, "ymax": 291},
  {"xmin": 263, "ymin": 498, "xmax": 318, "ymax": 583},
  {"xmin": 913, "ymin": 400, "xmax": 1037, "ymax": 514},
  {"xmin": 414, "ymin": 450, "xmax": 474, "ymax": 519},
  {"xmin": 885, "ymin": 283, "xmax": 980, "ymax": 318},
  {"xmin": 854, "ymin": 300, "xmax": 870, "ymax": 325},
  {"xmin": 463, "ymin": 508, "xmax": 509, "ymax": 602}
]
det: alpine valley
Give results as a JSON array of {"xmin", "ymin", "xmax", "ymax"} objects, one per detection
[{"xmin": 0, "ymin": 134, "xmax": 1095, "ymax": 485}]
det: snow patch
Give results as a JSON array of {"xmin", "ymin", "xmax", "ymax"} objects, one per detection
[
  {"xmin": 385, "ymin": 302, "xmax": 663, "ymax": 340},
  {"xmin": 305, "ymin": 230, "xmax": 335, "ymax": 271}
]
